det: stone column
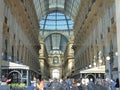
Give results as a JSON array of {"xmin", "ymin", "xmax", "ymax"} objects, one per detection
[
  {"xmin": 68, "ymin": 59, "xmax": 74, "ymax": 74},
  {"xmin": 67, "ymin": 42, "xmax": 74, "ymax": 76},
  {"xmin": 115, "ymin": 0, "xmax": 120, "ymax": 85},
  {"xmin": 39, "ymin": 41, "xmax": 45, "ymax": 78},
  {"xmin": 39, "ymin": 59, "xmax": 44, "ymax": 78},
  {"xmin": 0, "ymin": 0, "xmax": 4, "ymax": 77}
]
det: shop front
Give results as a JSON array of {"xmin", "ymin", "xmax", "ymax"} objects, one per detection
[{"xmin": 1, "ymin": 60, "xmax": 31, "ymax": 86}]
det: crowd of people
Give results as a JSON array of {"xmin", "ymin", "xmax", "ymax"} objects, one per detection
[
  {"xmin": 0, "ymin": 74, "xmax": 119, "ymax": 90},
  {"xmin": 32, "ymin": 76, "xmax": 119, "ymax": 90},
  {"xmin": 0, "ymin": 73, "xmax": 119, "ymax": 90},
  {"xmin": 33, "ymin": 76, "xmax": 84, "ymax": 90}
]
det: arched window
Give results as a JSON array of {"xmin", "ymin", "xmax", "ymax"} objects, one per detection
[
  {"xmin": 44, "ymin": 33, "xmax": 68, "ymax": 54},
  {"xmin": 53, "ymin": 56, "xmax": 59, "ymax": 64}
]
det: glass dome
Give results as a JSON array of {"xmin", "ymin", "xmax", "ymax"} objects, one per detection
[{"xmin": 40, "ymin": 11, "xmax": 73, "ymax": 30}]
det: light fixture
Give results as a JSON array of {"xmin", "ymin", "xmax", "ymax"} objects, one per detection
[
  {"xmin": 106, "ymin": 56, "xmax": 110, "ymax": 61},
  {"xmin": 106, "ymin": 55, "xmax": 112, "ymax": 79},
  {"xmin": 93, "ymin": 62, "xmax": 96, "ymax": 66},
  {"xmin": 2, "ymin": 52, "xmax": 4, "ymax": 56},
  {"xmin": 115, "ymin": 52, "xmax": 118, "ymax": 56},
  {"xmin": 99, "ymin": 59, "xmax": 102, "ymax": 63},
  {"xmin": 89, "ymin": 64, "xmax": 92, "ymax": 68},
  {"xmin": 94, "ymin": 56, "xmax": 96, "ymax": 59},
  {"xmin": 7, "ymin": 56, "xmax": 12, "ymax": 61}
]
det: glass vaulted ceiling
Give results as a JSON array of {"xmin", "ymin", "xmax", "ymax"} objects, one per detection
[
  {"xmin": 40, "ymin": 12, "xmax": 73, "ymax": 30},
  {"xmin": 45, "ymin": 33, "xmax": 68, "ymax": 54},
  {"xmin": 40, "ymin": 12, "xmax": 73, "ymax": 54},
  {"xmin": 33, "ymin": 0, "xmax": 81, "ymax": 21},
  {"xmin": 33, "ymin": 0, "xmax": 80, "ymax": 54}
]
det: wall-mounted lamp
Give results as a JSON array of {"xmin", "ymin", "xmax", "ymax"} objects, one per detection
[{"xmin": 89, "ymin": 64, "xmax": 92, "ymax": 68}]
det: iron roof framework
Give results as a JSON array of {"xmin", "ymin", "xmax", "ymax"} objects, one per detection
[
  {"xmin": 33, "ymin": 0, "xmax": 81, "ymax": 21},
  {"xmin": 40, "ymin": 12, "xmax": 73, "ymax": 30},
  {"xmin": 44, "ymin": 33, "xmax": 68, "ymax": 54},
  {"xmin": 33, "ymin": 0, "xmax": 81, "ymax": 54}
]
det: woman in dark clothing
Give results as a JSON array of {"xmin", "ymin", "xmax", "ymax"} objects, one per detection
[{"xmin": 115, "ymin": 78, "xmax": 119, "ymax": 88}]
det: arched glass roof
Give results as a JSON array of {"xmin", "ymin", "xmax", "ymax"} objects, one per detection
[
  {"xmin": 44, "ymin": 33, "xmax": 68, "ymax": 54},
  {"xmin": 33, "ymin": 0, "xmax": 81, "ymax": 21},
  {"xmin": 40, "ymin": 12, "xmax": 73, "ymax": 30}
]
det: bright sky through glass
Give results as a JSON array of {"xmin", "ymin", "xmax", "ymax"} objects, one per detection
[{"xmin": 40, "ymin": 12, "xmax": 73, "ymax": 30}]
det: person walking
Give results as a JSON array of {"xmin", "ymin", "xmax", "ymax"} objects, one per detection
[
  {"xmin": 65, "ymin": 77, "xmax": 71, "ymax": 90},
  {"xmin": 115, "ymin": 78, "xmax": 119, "ymax": 90},
  {"xmin": 110, "ymin": 79, "xmax": 116, "ymax": 90},
  {"xmin": 36, "ymin": 75, "xmax": 44, "ymax": 90}
]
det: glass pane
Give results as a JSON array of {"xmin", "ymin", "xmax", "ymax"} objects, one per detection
[
  {"xmin": 69, "ymin": 25, "xmax": 73, "ymax": 29},
  {"xmin": 46, "ymin": 20, "xmax": 56, "ymax": 25},
  {"xmin": 40, "ymin": 20, "xmax": 45, "ymax": 24},
  {"xmin": 68, "ymin": 20, "xmax": 73, "ymax": 24},
  {"xmin": 66, "ymin": 16, "xmax": 70, "ymax": 19},
  {"xmin": 47, "ymin": 15, "xmax": 55, "ymax": 20},
  {"xmin": 57, "ymin": 16, "xmax": 65, "ymax": 20},
  {"xmin": 57, "ymin": 21, "xmax": 67, "ymax": 25},
  {"xmin": 57, "ymin": 25, "xmax": 68, "ymax": 30},
  {"xmin": 40, "ymin": 24, "xmax": 44, "ymax": 29},
  {"xmin": 45, "ymin": 25, "xmax": 55, "ymax": 30},
  {"xmin": 40, "ymin": 12, "xmax": 73, "ymax": 30}
]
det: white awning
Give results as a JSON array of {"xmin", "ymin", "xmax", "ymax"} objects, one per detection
[
  {"xmin": 80, "ymin": 65, "xmax": 105, "ymax": 74},
  {"xmin": 1, "ymin": 60, "xmax": 29, "ymax": 70}
]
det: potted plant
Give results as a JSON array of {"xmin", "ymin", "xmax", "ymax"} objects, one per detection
[{"xmin": 8, "ymin": 83, "xmax": 26, "ymax": 90}]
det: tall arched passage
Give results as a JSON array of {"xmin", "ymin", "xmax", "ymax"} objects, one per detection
[{"xmin": 44, "ymin": 33, "xmax": 68, "ymax": 54}]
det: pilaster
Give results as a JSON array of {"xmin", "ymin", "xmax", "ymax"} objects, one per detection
[
  {"xmin": 115, "ymin": 0, "xmax": 120, "ymax": 85},
  {"xmin": 0, "ymin": 0, "xmax": 4, "ymax": 77},
  {"xmin": 39, "ymin": 59, "xmax": 45, "ymax": 77},
  {"xmin": 39, "ymin": 41, "xmax": 46, "ymax": 78}
]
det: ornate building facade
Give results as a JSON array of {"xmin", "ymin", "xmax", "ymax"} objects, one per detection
[
  {"xmin": 73, "ymin": 0, "xmax": 119, "ymax": 80},
  {"xmin": 0, "ymin": 0, "xmax": 40, "ymax": 86},
  {"xmin": 0, "ymin": 0, "xmax": 120, "ymax": 86}
]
